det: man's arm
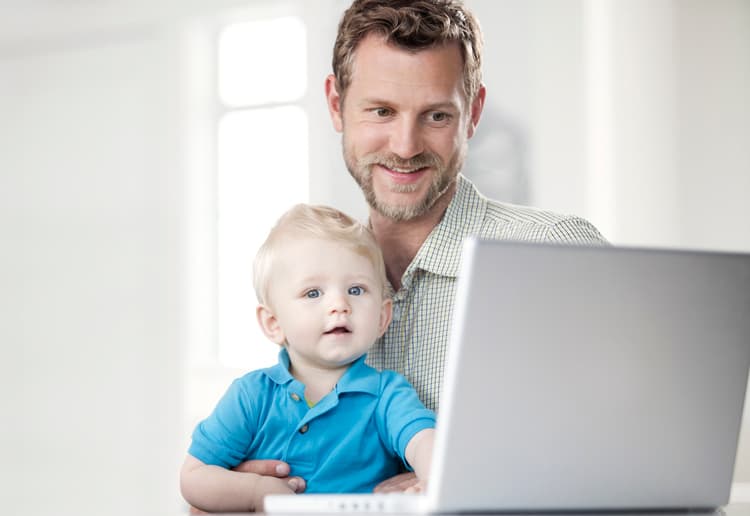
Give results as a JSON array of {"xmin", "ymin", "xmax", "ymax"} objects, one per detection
[{"xmin": 181, "ymin": 455, "xmax": 296, "ymax": 513}]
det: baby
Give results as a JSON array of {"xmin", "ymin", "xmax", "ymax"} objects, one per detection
[{"xmin": 180, "ymin": 204, "xmax": 435, "ymax": 512}]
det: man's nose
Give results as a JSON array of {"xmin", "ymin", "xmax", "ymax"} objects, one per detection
[{"xmin": 389, "ymin": 117, "xmax": 424, "ymax": 160}]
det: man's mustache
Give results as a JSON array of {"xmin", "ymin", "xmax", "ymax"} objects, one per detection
[{"xmin": 359, "ymin": 152, "xmax": 442, "ymax": 171}]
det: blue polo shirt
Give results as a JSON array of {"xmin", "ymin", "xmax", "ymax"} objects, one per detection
[{"xmin": 189, "ymin": 349, "xmax": 436, "ymax": 493}]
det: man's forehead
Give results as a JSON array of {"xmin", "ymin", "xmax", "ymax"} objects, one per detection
[
  {"xmin": 347, "ymin": 34, "xmax": 466, "ymax": 99},
  {"xmin": 350, "ymin": 33, "xmax": 463, "ymax": 70}
]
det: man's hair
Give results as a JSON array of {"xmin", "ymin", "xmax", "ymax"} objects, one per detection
[
  {"xmin": 332, "ymin": 0, "xmax": 483, "ymax": 103},
  {"xmin": 253, "ymin": 204, "xmax": 388, "ymax": 306}
]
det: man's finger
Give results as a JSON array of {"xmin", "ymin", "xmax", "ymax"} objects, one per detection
[{"xmin": 232, "ymin": 459, "xmax": 291, "ymax": 477}]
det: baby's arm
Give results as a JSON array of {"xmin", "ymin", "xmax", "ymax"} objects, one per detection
[
  {"xmin": 180, "ymin": 454, "xmax": 295, "ymax": 512},
  {"xmin": 404, "ymin": 428, "xmax": 435, "ymax": 492}
]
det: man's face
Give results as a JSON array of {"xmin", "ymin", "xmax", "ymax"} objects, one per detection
[{"xmin": 327, "ymin": 34, "xmax": 483, "ymax": 222}]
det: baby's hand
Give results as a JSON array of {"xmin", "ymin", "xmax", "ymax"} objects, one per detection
[
  {"xmin": 373, "ymin": 472, "xmax": 418, "ymax": 493},
  {"xmin": 255, "ymin": 475, "xmax": 297, "ymax": 512}
]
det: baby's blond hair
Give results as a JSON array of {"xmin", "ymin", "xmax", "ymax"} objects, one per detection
[{"xmin": 253, "ymin": 204, "xmax": 388, "ymax": 306}]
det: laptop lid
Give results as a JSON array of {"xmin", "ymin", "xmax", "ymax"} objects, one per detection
[{"xmin": 427, "ymin": 238, "xmax": 750, "ymax": 513}]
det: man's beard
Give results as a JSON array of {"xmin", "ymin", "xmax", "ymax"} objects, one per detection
[{"xmin": 343, "ymin": 142, "xmax": 466, "ymax": 222}]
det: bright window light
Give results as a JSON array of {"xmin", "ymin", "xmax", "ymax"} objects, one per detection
[
  {"xmin": 217, "ymin": 106, "xmax": 309, "ymax": 368},
  {"xmin": 218, "ymin": 17, "xmax": 307, "ymax": 107},
  {"xmin": 216, "ymin": 14, "xmax": 309, "ymax": 370}
]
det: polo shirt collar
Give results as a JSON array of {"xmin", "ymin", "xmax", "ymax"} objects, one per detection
[
  {"xmin": 409, "ymin": 174, "xmax": 488, "ymax": 278},
  {"xmin": 263, "ymin": 348, "xmax": 295, "ymax": 385},
  {"xmin": 264, "ymin": 348, "xmax": 380, "ymax": 396},
  {"xmin": 335, "ymin": 354, "xmax": 380, "ymax": 395}
]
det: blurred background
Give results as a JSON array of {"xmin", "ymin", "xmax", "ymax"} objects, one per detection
[{"xmin": 1, "ymin": 0, "xmax": 748, "ymax": 514}]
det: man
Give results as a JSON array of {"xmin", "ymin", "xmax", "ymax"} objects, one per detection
[{"xmin": 234, "ymin": 0, "xmax": 605, "ymax": 495}]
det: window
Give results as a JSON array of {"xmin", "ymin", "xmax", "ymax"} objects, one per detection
[{"xmin": 216, "ymin": 16, "xmax": 309, "ymax": 369}]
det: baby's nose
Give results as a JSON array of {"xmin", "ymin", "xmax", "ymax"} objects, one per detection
[{"xmin": 328, "ymin": 292, "xmax": 351, "ymax": 314}]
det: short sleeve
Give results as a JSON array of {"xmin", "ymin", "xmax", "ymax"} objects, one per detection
[
  {"xmin": 374, "ymin": 371, "xmax": 437, "ymax": 468},
  {"xmin": 188, "ymin": 375, "xmax": 259, "ymax": 468}
]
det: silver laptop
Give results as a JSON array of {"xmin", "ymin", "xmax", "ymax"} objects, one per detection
[{"xmin": 266, "ymin": 238, "xmax": 750, "ymax": 514}]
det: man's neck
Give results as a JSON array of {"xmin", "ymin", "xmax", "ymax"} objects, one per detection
[{"xmin": 370, "ymin": 181, "xmax": 457, "ymax": 291}]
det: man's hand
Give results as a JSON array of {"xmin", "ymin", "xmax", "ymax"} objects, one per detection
[
  {"xmin": 233, "ymin": 459, "xmax": 306, "ymax": 494},
  {"xmin": 187, "ymin": 460, "xmax": 304, "ymax": 514},
  {"xmin": 373, "ymin": 472, "xmax": 418, "ymax": 493}
]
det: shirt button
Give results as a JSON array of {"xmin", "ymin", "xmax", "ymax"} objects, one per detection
[
  {"xmin": 299, "ymin": 424, "xmax": 309, "ymax": 434},
  {"xmin": 290, "ymin": 393, "xmax": 300, "ymax": 402}
]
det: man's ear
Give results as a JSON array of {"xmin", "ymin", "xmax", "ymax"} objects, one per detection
[
  {"xmin": 378, "ymin": 298, "xmax": 393, "ymax": 337},
  {"xmin": 325, "ymin": 74, "xmax": 344, "ymax": 133},
  {"xmin": 257, "ymin": 304, "xmax": 286, "ymax": 345},
  {"xmin": 466, "ymin": 84, "xmax": 486, "ymax": 139}
]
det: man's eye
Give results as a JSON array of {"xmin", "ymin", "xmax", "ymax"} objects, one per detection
[
  {"xmin": 374, "ymin": 107, "xmax": 392, "ymax": 117},
  {"xmin": 348, "ymin": 286, "xmax": 364, "ymax": 296},
  {"xmin": 429, "ymin": 112, "xmax": 450, "ymax": 123},
  {"xmin": 305, "ymin": 289, "xmax": 321, "ymax": 299}
]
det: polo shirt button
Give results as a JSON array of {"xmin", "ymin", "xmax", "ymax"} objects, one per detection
[
  {"xmin": 299, "ymin": 424, "xmax": 309, "ymax": 434},
  {"xmin": 290, "ymin": 393, "xmax": 300, "ymax": 402}
]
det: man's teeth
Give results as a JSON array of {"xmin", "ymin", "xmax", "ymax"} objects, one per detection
[{"xmin": 391, "ymin": 167, "xmax": 419, "ymax": 173}]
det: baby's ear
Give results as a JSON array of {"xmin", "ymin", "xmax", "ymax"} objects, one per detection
[
  {"xmin": 378, "ymin": 297, "xmax": 393, "ymax": 337},
  {"xmin": 257, "ymin": 304, "xmax": 286, "ymax": 345}
]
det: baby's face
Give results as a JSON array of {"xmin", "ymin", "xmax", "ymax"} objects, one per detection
[{"xmin": 265, "ymin": 237, "xmax": 390, "ymax": 371}]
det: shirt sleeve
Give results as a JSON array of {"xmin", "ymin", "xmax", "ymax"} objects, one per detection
[
  {"xmin": 375, "ymin": 371, "xmax": 437, "ymax": 469},
  {"xmin": 188, "ymin": 375, "xmax": 258, "ymax": 468}
]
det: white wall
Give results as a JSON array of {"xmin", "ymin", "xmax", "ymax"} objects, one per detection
[
  {"xmin": 0, "ymin": 28, "xmax": 184, "ymax": 514},
  {"xmin": 675, "ymin": 0, "xmax": 750, "ymax": 252},
  {"xmin": 469, "ymin": 0, "xmax": 750, "ymax": 253},
  {"xmin": 587, "ymin": 0, "xmax": 750, "ymax": 252},
  {"xmin": 0, "ymin": 2, "xmax": 748, "ymax": 514}
]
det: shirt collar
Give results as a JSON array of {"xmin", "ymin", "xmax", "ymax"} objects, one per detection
[
  {"xmin": 335, "ymin": 354, "xmax": 380, "ymax": 395},
  {"xmin": 263, "ymin": 348, "xmax": 295, "ymax": 385},
  {"xmin": 264, "ymin": 348, "xmax": 380, "ymax": 396},
  {"xmin": 409, "ymin": 174, "xmax": 488, "ymax": 278}
]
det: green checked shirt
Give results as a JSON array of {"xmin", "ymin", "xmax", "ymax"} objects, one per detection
[{"xmin": 366, "ymin": 174, "xmax": 607, "ymax": 412}]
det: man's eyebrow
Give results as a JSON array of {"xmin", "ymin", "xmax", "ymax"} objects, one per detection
[
  {"xmin": 357, "ymin": 98, "xmax": 460, "ymax": 112},
  {"xmin": 357, "ymin": 97, "xmax": 392, "ymax": 107},
  {"xmin": 423, "ymin": 101, "xmax": 461, "ymax": 112}
]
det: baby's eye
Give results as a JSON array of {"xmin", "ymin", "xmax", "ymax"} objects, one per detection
[
  {"xmin": 305, "ymin": 289, "xmax": 321, "ymax": 299},
  {"xmin": 348, "ymin": 285, "xmax": 364, "ymax": 296}
]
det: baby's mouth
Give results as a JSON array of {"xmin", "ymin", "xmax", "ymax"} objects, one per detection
[{"xmin": 324, "ymin": 326, "xmax": 351, "ymax": 335}]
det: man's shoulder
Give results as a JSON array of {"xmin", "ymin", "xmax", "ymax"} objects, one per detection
[
  {"xmin": 481, "ymin": 198, "xmax": 580, "ymax": 230},
  {"xmin": 478, "ymin": 198, "xmax": 607, "ymax": 245},
  {"xmin": 453, "ymin": 175, "xmax": 607, "ymax": 245}
]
